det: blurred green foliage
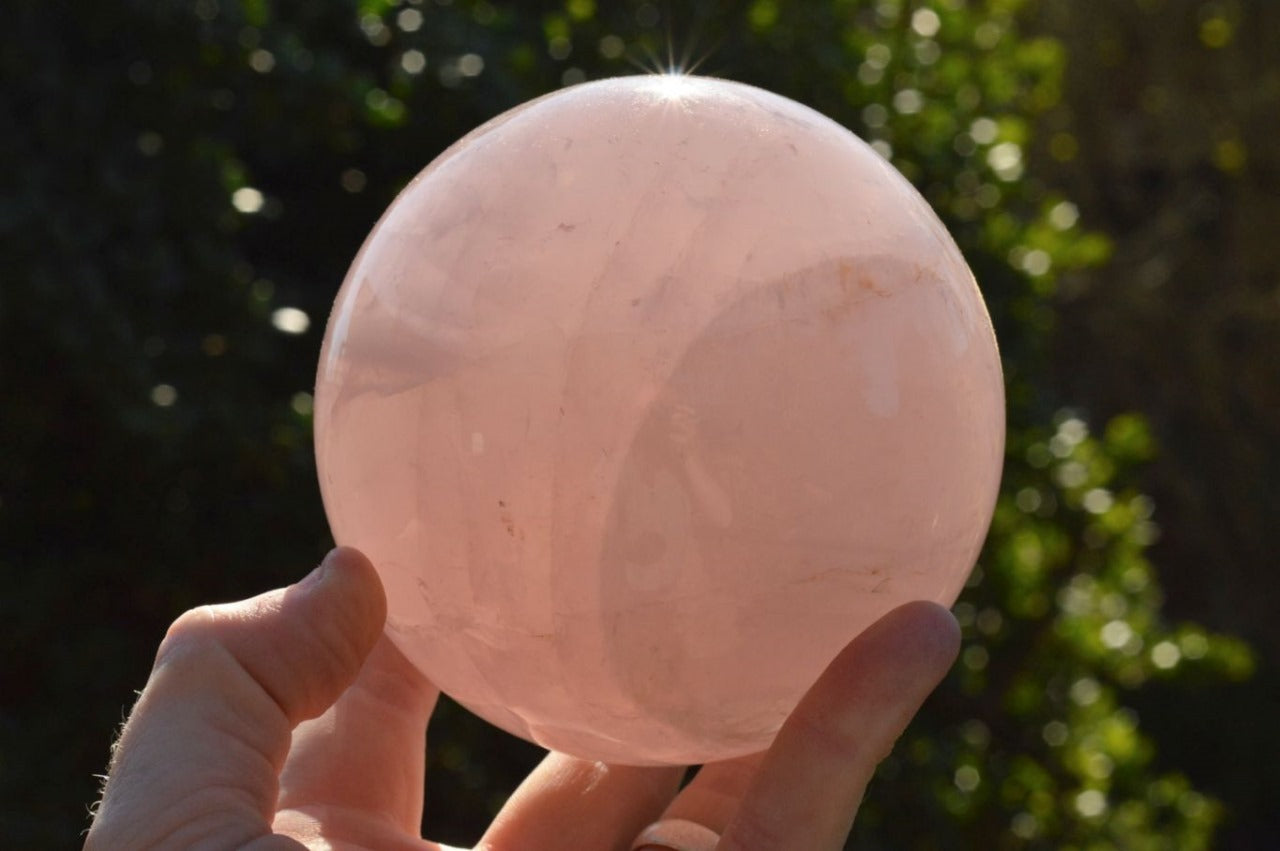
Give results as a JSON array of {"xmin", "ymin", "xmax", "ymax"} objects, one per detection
[{"xmin": 0, "ymin": 0, "xmax": 1265, "ymax": 848}]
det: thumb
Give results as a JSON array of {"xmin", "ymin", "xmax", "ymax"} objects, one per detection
[{"xmin": 86, "ymin": 547, "xmax": 386, "ymax": 851}]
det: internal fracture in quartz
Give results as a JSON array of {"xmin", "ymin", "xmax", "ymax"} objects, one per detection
[{"xmin": 314, "ymin": 74, "xmax": 1005, "ymax": 765}]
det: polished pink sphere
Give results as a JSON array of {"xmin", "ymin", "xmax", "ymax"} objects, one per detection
[{"xmin": 315, "ymin": 75, "xmax": 1004, "ymax": 765}]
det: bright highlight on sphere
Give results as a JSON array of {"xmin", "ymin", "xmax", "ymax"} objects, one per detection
[{"xmin": 314, "ymin": 75, "xmax": 1005, "ymax": 765}]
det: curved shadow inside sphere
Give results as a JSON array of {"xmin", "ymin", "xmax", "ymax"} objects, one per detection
[{"xmin": 576, "ymin": 254, "xmax": 995, "ymax": 763}]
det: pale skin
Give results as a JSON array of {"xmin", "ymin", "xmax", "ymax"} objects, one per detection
[{"xmin": 85, "ymin": 547, "xmax": 960, "ymax": 851}]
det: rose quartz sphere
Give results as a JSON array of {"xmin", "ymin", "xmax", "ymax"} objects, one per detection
[{"xmin": 315, "ymin": 75, "xmax": 1004, "ymax": 766}]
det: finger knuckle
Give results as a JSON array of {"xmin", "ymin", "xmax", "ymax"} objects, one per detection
[{"xmin": 721, "ymin": 807, "xmax": 788, "ymax": 851}]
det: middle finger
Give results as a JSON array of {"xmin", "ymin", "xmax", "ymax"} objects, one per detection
[
  {"xmin": 479, "ymin": 752, "xmax": 684, "ymax": 851},
  {"xmin": 654, "ymin": 753, "xmax": 765, "ymax": 835},
  {"xmin": 278, "ymin": 634, "xmax": 440, "ymax": 834}
]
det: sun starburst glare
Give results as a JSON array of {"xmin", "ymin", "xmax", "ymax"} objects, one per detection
[
  {"xmin": 625, "ymin": 16, "xmax": 725, "ymax": 105},
  {"xmin": 625, "ymin": 12, "xmax": 722, "ymax": 81}
]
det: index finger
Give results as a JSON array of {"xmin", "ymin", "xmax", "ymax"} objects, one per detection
[{"xmin": 715, "ymin": 600, "xmax": 960, "ymax": 851}]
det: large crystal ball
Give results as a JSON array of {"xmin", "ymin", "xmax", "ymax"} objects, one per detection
[{"xmin": 315, "ymin": 75, "xmax": 1004, "ymax": 766}]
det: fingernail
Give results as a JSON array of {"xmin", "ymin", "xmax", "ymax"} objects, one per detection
[{"xmin": 303, "ymin": 550, "xmax": 340, "ymax": 586}]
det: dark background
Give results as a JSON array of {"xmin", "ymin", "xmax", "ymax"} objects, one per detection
[{"xmin": 2, "ymin": 1, "xmax": 1275, "ymax": 848}]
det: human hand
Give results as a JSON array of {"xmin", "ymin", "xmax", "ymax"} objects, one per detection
[{"xmin": 85, "ymin": 547, "xmax": 959, "ymax": 851}]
